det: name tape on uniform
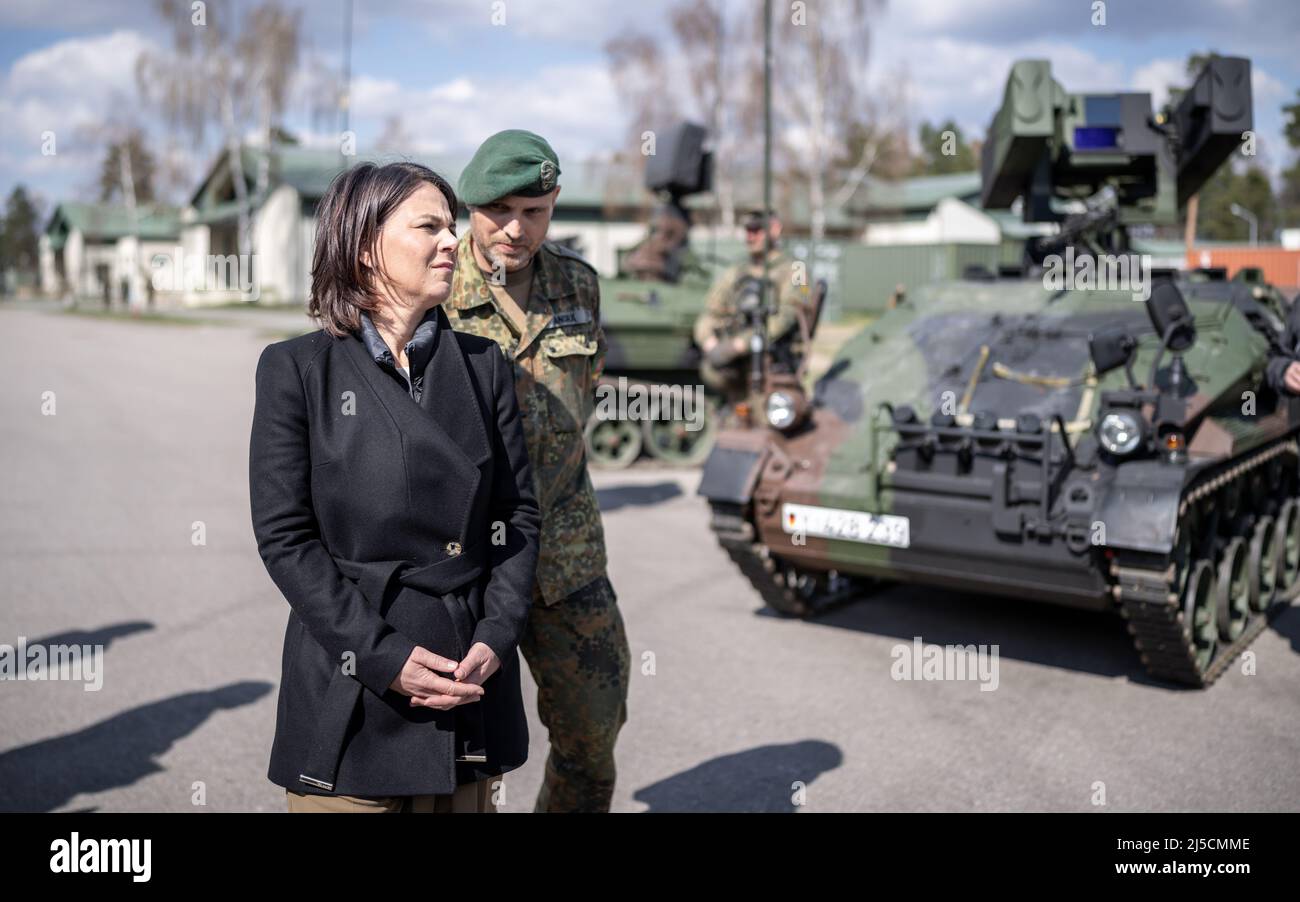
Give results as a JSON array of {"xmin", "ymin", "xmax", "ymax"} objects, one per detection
[{"xmin": 546, "ymin": 309, "xmax": 593, "ymax": 330}]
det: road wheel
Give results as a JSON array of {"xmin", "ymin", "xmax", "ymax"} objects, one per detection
[
  {"xmin": 1247, "ymin": 515, "xmax": 1278, "ymax": 612},
  {"xmin": 1214, "ymin": 537, "xmax": 1250, "ymax": 641},
  {"xmin": 584, "ymin": 415, "xmax": 642, "ymax": 469},
  {"xmin": 1274, "ymin": 499, "xmax": 1300, "ymax": 592},
  {"xmin": 1181, "ymin": 559, "xmax": 1218, "ymax": 672},
  {"xmin": 641, "ymin": 400, "xmax": 717, "ymax": 465}
]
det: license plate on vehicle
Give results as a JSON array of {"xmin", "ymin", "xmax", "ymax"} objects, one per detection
[{"xmin": 781, "ymin": 503, "xmax": 910, "ymax": 549}]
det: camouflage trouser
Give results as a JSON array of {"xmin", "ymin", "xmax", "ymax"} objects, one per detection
[{"xmin": 518, "ymin": 574, "xmax": 630, "ymax": 813}]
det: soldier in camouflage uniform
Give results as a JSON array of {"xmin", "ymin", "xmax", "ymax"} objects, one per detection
[
  {"xmin": 693, "ymin": 209, "xmax": 807, "ymax": 405},
  {"xmin": 447, "ymin": 130, "xmax": 631, "ymax": 812}
]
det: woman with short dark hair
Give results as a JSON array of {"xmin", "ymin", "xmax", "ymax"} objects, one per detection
[{"xmin": 249, "ymin": 161, "xmax": 539, "ymax": 813}]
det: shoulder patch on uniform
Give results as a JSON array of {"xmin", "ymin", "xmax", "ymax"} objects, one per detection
[{"xmin": 543, "ymin": 241, "xmax": 596, "ymax": 274}]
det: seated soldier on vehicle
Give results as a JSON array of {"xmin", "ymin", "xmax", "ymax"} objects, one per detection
[{"xmin": 693, "ymin": 209, "xmax": 806, "ymax": 405}]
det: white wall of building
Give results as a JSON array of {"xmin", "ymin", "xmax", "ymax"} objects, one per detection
[
  {"xmin": 38, "ymin": 235, "xmax": 61, "ymax": 296},
  {"xmin": 74, "ymin": 238, "xmax": 118, "ymax": 303},
  {"xmin": 863, "ymin": 198, "xmax": 1001, "ymax": 246},
  {"xmin": 174, "ymin": 186, "xmax": 313, "ymax": 305},
  {"xmin": 550, "ymin": 222, "xmax": 648, "ymax": 275},
  {"xmin": 251, "ymin": 184, "xmax": 304, "ymax": 303},
  {"xmin": 170, "ymin": 194, "xmax": 648, "ymax": 306}
]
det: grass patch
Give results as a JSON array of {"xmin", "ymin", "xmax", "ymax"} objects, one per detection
[
  {"xmin": 257, "ymin": 328, "xmax": 316, "ymax": 342},
  {"xmin": 60, "ymin": 307, "xmax": 223, "ymax": 327},
  {"xmin": 206, "ymin": 300, "xmax": 309, "ymax": 311}
]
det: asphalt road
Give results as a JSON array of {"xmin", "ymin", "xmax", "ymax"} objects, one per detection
[{"xmin": 2, "ymin": 302, "xmax": 1298, "ymax": 812}]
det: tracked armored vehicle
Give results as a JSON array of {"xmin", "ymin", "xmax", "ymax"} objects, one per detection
[
  {"xmin": 586, "ymin": 122, "xmax": 721, "ymax": 468},
  {"xmin": 699, "ymin": 56, "xmax": 1298, "ymax": 687}
]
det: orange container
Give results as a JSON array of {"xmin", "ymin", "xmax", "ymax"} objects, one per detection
[{"xmin": 1186, "ymin": 246, "xmax": 1300, "ymax": 293}]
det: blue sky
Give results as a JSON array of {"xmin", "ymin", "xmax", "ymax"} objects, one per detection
[{"xmin": 2, "ymin": 0, "xmax": 1298, "ymax": 219}]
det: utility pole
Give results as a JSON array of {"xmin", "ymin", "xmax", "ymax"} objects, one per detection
[
  {"xmin": 1229, "ymin": 202, "xmax": 1258, "ymax": 246},
  {"xmin": 340, "ymin": 0, "xmax": 353, "ymax": 166},
  {"xmin": 751, "ymin": 0, "xmax": 773, "ymax": 402}
]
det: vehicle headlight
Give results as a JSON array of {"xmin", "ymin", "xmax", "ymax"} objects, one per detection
[
  {"xmin": 766, "ymin": 391, "xmax": 797, "ymax": 431},
  {"xmin": 1098, "ymin": 410, "xmax": 1143, "ymax": 456}
]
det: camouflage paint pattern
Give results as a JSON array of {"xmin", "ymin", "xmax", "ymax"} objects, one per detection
[
  {"xmin": 712, "ymin": 275, "xmax": 1298, "ymax": 608},
  {"xmin": 598, "ymin": 273, "xmax": 713, "ymax": 377}
]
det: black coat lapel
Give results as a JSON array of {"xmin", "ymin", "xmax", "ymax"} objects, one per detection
[
  {"xmin": 338, "ymin": 308, "xmax": 488, "ymax": 543},
  {"xmin": 339, "ymin": 305, "xmax": 490, "ymax": 487},
  {"xmin": 418, "ymin": 305, "xmax": 491, "ymax": 466}
]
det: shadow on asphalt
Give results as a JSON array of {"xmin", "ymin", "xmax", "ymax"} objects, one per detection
[
  {"xmin": 28, "ymin": 621, "xmax": 154, "ymax": 652},
  {"xmin": 1271, "ymin": 603, "xmax": 1300, "ymax": 657},
  {"xmin": 597, "ymin": 481, "xmax": 683, "ymax": 513},
  {"xmin": 631, "ymin": 740, "xmax": 842, "ymax": 812},
  {"xmin": 756, "ymin": 584, "xmax": 1300, "ymax": 689},
  {"xmin": 0, "ymin": 681, "xmax": 272, "ymax": 812}
]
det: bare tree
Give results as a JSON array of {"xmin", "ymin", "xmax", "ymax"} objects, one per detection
[
  {"xmin": 74, "ymin": 109, "xmax": 151, "ymax": 307},
  {"xmin": 302, "ymin": 52, "xmax": 346, "ymax": 139},
  {"xmin": 375, "ymin": 114, "xmax": 414, "ymax": 152},
  {"xmin": 136, "ymin": 0, "xmax": 302, "ymax": 276},
  {"xmin": 605, "ymin": 3, "xmax": 763, "ymax": 229},
  {"xmin": 773, "ymin": 0, "xmax": 903, "ymax": 241},
  {"xmin": 669, "ymin": 0, "xmax": 755, "ymax": 228},
  {"xmin": 604, "ymin": 31, "xmax": 682, "ymax": 177},
  {"xmin": 97, "ymin": 129, "xmax": 157, "ymax": 204},
  {"xmin": 238, "ymin": 3, "xmax": 302, "ymax": 199}
]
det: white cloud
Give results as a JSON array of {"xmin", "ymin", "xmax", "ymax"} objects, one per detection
[
  {"xmin": 5, "ymin": 29, "xmax": 153, "ymax": 102},
  {"xmin": 344, "ymin": 62, "xmax": 621, "ymax": 160},
  {"xmin": 349, "ymin": 75, "xmax": 406, "ymax": 112},
  {"xmin": 4, "ymin": 0, "xmax": 1297, "ymax": 205},
  {"xmin": 1252, "ymin": 66, "xmax": 1286, "ymax": 104},
  {"xmin": 876, "ymin": 31, "xmax": 1126, "ymax": 142},
  {"xmin": 415, "ymin": 0, "xmax": 670, "ymax": 44},
  {"xmin": 0, "ymin": 30, "xmax": 165, "ymax": 200},
  {"xmin": 432, "ymin": 78, "xmax": 476, "ymax": 104},
  {"xmin": 1131, "ymin": 58, "xmax": 1187, "ymax": 111},
  {"xmin": 1132, "ymin": 58, "xmax": 1288, "ymax": 114},
  {"xmin": 0, "ymin": 30, "xmax": 158, "ymax": 148}
]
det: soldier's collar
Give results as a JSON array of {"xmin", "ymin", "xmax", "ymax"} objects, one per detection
[
  {"xmin": 448, "ymin": 234, "xmax": 495, "ymax": 311},
  {"xmin": 532, "ymin": 243, "xmax": 580, "ymax": 301}
]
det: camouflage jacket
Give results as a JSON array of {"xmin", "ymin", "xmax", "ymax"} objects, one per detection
[
  {"xmin": 692, "ymin": 249, "xmax": 807, "ymax": 351},
  {"xmin": 447, "ymin": 233, "xmax": 608, "ymax": 605}
]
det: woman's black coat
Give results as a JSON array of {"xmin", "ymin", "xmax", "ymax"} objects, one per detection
[{"xmin": 249, "ymin": 304, "xmax": 540, "ymax": 797}]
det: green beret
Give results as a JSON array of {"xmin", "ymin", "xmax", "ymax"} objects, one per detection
[{"xmin": 458, "ymin": 129, "xmax": 561, "ymax": 206}]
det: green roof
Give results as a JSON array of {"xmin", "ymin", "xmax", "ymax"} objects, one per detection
[
  {"xmin": 677, "ymin": 169, "xmax": 984, "ymax": 233},
  {"xmin": 44, "ymin": 202, "xmax": 181, "ymax": 248},
  {"xmin": 851, "ymin": 171, "xmax": 982, "ymax": 214},
  {"xmin": 189, "ymin": 144, "xmax": 651, "ymax": 213},
  {"xmin": 186, "ymin": 147, "xmax": 988, "ymax": 236}
]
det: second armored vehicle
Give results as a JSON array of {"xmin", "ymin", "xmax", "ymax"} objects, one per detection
[
  {"xmin": 587, "ymin": 122, "xmax": 721, "ymax": 468},
  {"xmin": 699, "ymin": 56, "xmax": 1297, "ymax": 687}
]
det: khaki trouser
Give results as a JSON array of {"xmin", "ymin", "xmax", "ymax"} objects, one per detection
[{"xmin": 286, "ymin": 778, "xmax": 497, "ymax": 813}]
